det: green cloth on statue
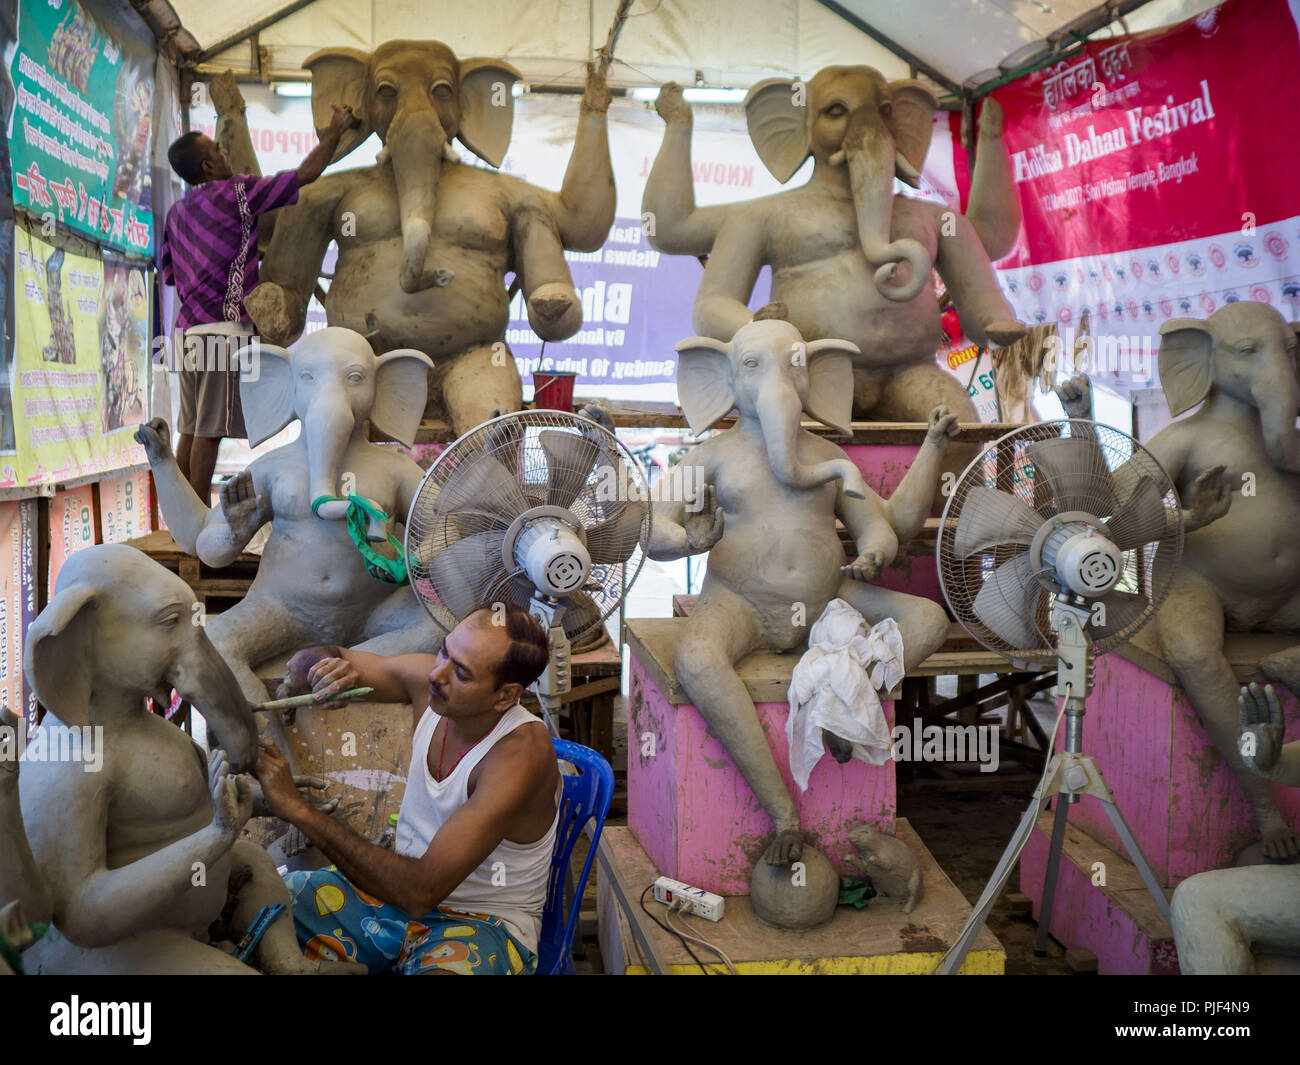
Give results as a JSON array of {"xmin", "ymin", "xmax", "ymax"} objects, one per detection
[
  {"xmin": 311, "ymin": 494, "xmax": 408, "ymax": 585},
  {"xmin": 838, "ymin": 877, "xmax": 877, "ymax": 909}
]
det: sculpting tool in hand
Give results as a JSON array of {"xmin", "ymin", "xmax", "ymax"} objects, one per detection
[{"xmin": 253, "ymin": 687, "xmax": 373, "ymax": 712}]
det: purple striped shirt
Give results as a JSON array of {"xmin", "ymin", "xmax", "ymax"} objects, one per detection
[{"xmin": 159, "ymin": 170, "xmax": 299, "ymax": 330}]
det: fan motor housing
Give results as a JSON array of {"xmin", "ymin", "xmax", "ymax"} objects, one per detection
[
  {"xmin": 1031, "ymin": 513, "xmax": 1122, "ymax": 597},
  {"xmin": 507, "ymin": 511, "xmax": 591, "ymax": 597}
]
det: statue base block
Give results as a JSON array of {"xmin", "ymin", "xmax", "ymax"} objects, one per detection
[
  {"xmin": 1019, "ymin": 811, "xmax": 1178, "ymax": 975},
  {"xmin": 597, "ymin": 821, "xmax": 1004, "ymax": 974},
  {"xmin": 625, "ymin": 618, "xmax": 896, "ymax": 896},
  {"xmin": 1053, "ymin": 629, "xmax": 1300, "ymax": 888}
]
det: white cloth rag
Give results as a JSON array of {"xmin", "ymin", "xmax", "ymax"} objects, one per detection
[{"xmin": 785, "ymin": 599, "xmax": 906, "ymax": 792}]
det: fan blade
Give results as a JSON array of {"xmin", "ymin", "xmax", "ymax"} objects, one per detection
[
  {"xmin": 1086, "ymin": 588, "xmax": 1150, "ymax": 642},
  {"xmin": 1104, "ymin": 475, "xmax": 1170, "ymax": 551},
  {"xmin": 560, "ymin": 590, "xmax": 603, "ymax": 639},
  {"xmin": 953, "ymin": 486, "xmax": 1045, "ymax": 558},
  {"xmin": 1025, "ymin": 436, "xmax": 1116, "ymax": 517},
  {"xmin": 586, "ymin": 501, "xmax": 646, "ymax": 564},
  {"xmin": 972, "ymin": 553, "xmax": 1043, "ymax": 650},
  {"xmin": 436, "ymin": 456, "xmax": 529, "ymax": 526},
  {"xmin": 424, "ymin": 531, "xmax": 506, "ymax": 620},
  {"xmin": 540, "ymin": 430, "xmax": 603, "ymax": 509}
]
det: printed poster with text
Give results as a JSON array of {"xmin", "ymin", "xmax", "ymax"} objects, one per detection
[
  {"xmin": 0, "ymin": 500, "xmax": 38, "ymax": 729},
  {"xmin": 10, "ymin": 228, "xmax": 149, "ymax": 486},
  {"xmin": 8, "ymin": 0, "xmax": 156, "ymax": 253},
  {"xmin": 989, "ymin": 0, "xmax": 1300, "ymax": 396}
]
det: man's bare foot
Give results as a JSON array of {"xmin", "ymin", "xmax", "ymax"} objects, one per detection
[{"xmin": 764, "ymin": 828, "xmax": 803, "ymax": 865}]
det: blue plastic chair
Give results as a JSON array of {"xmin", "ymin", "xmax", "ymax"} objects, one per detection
[{"xmin": 536, "ymin": 738, "xmax": 615, "ymax": 975}]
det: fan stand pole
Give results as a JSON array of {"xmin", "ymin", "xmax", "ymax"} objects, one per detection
[
  {"xmin": 935, "ymin": 604, "xmax": 1171, "ymax": 974},
  {"xmin": 528, "ymin": 595, "xmax": 570, "ymax": 740}
]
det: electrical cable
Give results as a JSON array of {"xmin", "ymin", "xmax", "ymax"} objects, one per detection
[
  {"xmin": 639, "ymin": 883, "xmax": 708, "ymax": 974},
  {"xmin": 665, "ymin": 898, "xmax": 738, "ymax": 974}
]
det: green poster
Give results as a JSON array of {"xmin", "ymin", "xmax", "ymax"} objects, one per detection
[{"xmin": 8, "ymin": 0, "xmax": 155, "ymax": 254}]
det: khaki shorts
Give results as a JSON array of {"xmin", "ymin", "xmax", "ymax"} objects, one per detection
[{"xmin": 175, "ymin": 327, "xmax": 251, "ymax": 439}]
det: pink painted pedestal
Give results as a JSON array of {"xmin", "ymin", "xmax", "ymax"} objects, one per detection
[
  {"xmin": 1020, "ymin": 631, "xmax": 1300, "ymax": 973},
  {"xmin": 625, "ymin": 618, "xmax": 896, "ymax": 896}
]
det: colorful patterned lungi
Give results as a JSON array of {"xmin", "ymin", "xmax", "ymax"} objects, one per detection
[{"xmin": 284, "ymin": 866, "xmax": 536, "ymax": 975}]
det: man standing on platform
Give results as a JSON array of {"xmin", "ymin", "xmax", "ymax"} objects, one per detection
[{"xmin": 158, "ymin": 103, "xmax": 357, "ymax": 501}]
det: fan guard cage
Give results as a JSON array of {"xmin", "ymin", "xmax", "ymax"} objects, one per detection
[
  {"xmin": 937, "ymin": 419, "xmax": 1183, "ymax": 664},
  {"xmin": 406, "ymin": 410, "xmax": 651, "ymax": 645}
]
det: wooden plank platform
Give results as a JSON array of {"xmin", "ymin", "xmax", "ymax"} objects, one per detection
[
  {"xmin": 415, "ymin": 405, "xmax": 1021, "ymax": 445},
  {"xmin": 626, "ymin": 617, "xmax": 1021, "ymax": 706},
  {"xmin": 597, "ymin": 819, "xmax": 1004, "ymax": 974},
  {"xmin": 1116, "ymin": 624, "xmax": 1300, "ymax": 686}
]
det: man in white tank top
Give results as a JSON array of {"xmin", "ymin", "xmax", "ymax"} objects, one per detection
[{"xmin": 253, "ymin": 603, "xmax": 560, "ymax": 975}]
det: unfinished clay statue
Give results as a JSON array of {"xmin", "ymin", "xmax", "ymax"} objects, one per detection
[
  {"xmin": 847, "ymin": 824, "xmax": 922, "ymax": 913},
  {"xmin": 1170, "ymin": 684, "xmax": 1300, "ymax": 973},
  {"xmin": 1061, "ymin": 304, "xmax": 1299, "ymax": 858},
  {"xmin": 246, "ymin": 41, "xmax": 615, "ymax": 434},
  {"xmin": 135, "ymin": 327, "xmax": 443, "ymax": 710},
  {"xmin": 649, "ymin": 312, "xmax": 954, "ymax": 926},
  {"xmin": 1, "ymin": 706, "xmax": 52, "ymax": 974},
  {"xmin": 642, "ymin": 72, "xmax": 1025, "ymax": 422},
  {"xmin": 15, "ymin": 544, "xmax": 351, "ymax": 974}
]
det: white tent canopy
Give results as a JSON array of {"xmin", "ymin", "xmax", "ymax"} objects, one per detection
[{"xmin": 160, "ymin": 0, "xmax": 1223, "ymax": 99}]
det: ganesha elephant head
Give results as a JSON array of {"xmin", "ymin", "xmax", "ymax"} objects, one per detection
[
  {"xmin": 1159, "ymin": 302, "xmax": 1300, "ymax": 472},
  {"xmin": 676, "ymin": 314, "xmax": 868, "ymax": 499},
  {"xmin": 23, "ymin": 544, "xmax": 260, "ymax": 772},
  {"xmin": 240, "ymin": 327, "xmax": 433, "ymax": 523},
  {"xmin": 305, "ymin": 39, "xmax": 521, "ymax": 293},
  {"xmin": 746, "ymin": 66, "xmax": 937, "ymax": 302}
]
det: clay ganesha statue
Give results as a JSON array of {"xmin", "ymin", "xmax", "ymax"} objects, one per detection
[
  {"xmin": 648, "ymin": 312, "xmax": 956, "ymax": 925},
  {"xmin": 642, "ymin": 67, "xmax": 1025, "ymax": 423},
  {"xmin": 247, "ymin": 39, "xmax": 616, "ymax": 435},
  {"xmin": 135, "ymin": 327, "xmax": 443, "ymax": 713},
  {"xmin": 12, "ymin": 545, "xmax": 349, "ymax": 974}
]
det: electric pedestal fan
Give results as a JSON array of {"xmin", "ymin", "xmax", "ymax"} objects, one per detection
[
  {"xmin": 933, "ymin": 419, "xmax": 1182, "ymax": 974},
  {"xmin": 405, "ymin": 410, "xmax": 651, "ymax": 735}
]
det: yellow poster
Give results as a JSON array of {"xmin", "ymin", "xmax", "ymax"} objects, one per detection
[{"xmin": 10, "ymin": 227, "xmax": 148, "ymax": 486}]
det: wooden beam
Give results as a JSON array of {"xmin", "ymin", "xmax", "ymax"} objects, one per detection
[
  {"xmin": 195, "ymin": 0, "xmax": 321, "ymax": 63},
  {"xmin": 810, "ymin": 0, "xmax": 962, "ymax": 97}
]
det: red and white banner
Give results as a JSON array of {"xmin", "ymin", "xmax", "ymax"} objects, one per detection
[{"xmin": 984, "ymin": 0, "xmax": 1300, "ymax": 397}]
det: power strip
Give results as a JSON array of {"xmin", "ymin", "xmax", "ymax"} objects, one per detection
[{"xmin": 652, "ymin": 876, "xmax": 725, "ymax": 922}]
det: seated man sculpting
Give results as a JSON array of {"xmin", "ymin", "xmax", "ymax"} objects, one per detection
[{"xmin": 253, "ymin": 603, "xmax": 559, "ymax": 975}]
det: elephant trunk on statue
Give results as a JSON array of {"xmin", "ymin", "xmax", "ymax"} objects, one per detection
[
  {"xmin": 756, "ymin": 378, "xmax": 867, "ymax": 498},
  {"xmin": 837, "ymin": 110, "xmax": 931, "ymax": 303},
  {"xmin": 389, "ymin": 108, "xmax": 447, "ymax": 293},
  {"xmin": 166, "ymin": 633, "xmax": 261, "ymax": 773},
  {"xmin": 304, "ymin": 383, "xmax": 357, "ymax": 522}
]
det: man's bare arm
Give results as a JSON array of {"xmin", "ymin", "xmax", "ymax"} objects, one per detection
[
  {"xmin": 258, "ymin": 733, "xmax": 550, "ymax": 916},
  {"xmin": 297, "ymin": 105, "xmax": 358, "ymax": 185},
  {"xmin": 288, "ymin": 645, "xmax": 439, "ymax": 707}
]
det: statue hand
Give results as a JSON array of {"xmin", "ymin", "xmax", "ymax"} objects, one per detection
[
  {"xmin": 655, "ymin": 82, "xmax": 692, "ymax": 125},
  {"xmin": 1055, "ymin": 374, "xmax": 1092, "ymax": 419},
  {"xmin": 249, "ymin": 773, "xmax": 339, "ymax": 818},
  {"xmin": 841, "ymin": 549, "xmax": 885, "ymax": 582},
  {"xmin": 582, "ymin": 61, "xmax": 612, "ymax": 114},
  {"xmin": 219, "ymin": 470, "xmax": 271, "ymax": 543},
  {"xmin": 925, "ymin": 406, "xmax": 960, "ymax": 449},
  {"xmin": 209, "ymin": 749, "xmax": 253, "ymax": 843},
  {"xmin": 133, "ymin": 418, "xmax": 173, "ymax": 465},
  {"xmin": 1238, "ymin": 682, "xmax": 1284, "ymax": 776},
  {"xmin": 683, "ymin": 483, "xmax": 724, "ymax": 552},
  {"xmin": 244, "ymin": 282, "xmax": 303, "ymax": 346},
  {"xmin": 1188, "ymin": 464, "xmax": 1231, "ymax": 529}
]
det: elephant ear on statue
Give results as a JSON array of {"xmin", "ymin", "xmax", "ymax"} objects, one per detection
[
  {"xmin": 885, "ymin": 79, "xmax": 938, "ymax": 188},
  {"xmin": 803, "ymin": 338, "xmax": 860, "ymax": 436},
  {"xmin": 457, "ymin": 58, "xmax": 521, "ymax": 167},
  {"xmin": 303, "ymin": 47, "xmax": 372, "ymax": 162},
  {"xmin": 745, "ymin": 79, "xmax": 810, "ymax": 184},
  {"xmin": 371, "ymin": 348, "xmax": 435, "ymax": 446},
  {"xmin": 240, "ymin": 343, "xmax": 296, "ymax": 447},
  {"xmin": 23, "ymin": 584, "xmax": 99, "ymax": 726},
  {"xmin": 674, "ymin": 337, "xmax": 735, "ymax": 434},
  {"xmin": 1157, "ymin": 318, "xmax": 1214, "ymax": 417}
]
